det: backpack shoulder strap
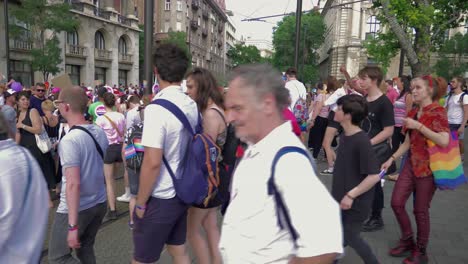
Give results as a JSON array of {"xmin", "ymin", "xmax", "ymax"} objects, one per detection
[
  {"xmin": 152, "ymin": 99, "xmax": 201, "ymax": 135},
  {"xmin": 70, "ymin": 126, "xmax": 104, "ymax": 160},
  {"xmin": 268, "ymin": 146, "xmax": 312, "ymax": 248}
]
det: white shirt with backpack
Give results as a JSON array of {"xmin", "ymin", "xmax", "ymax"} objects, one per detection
[
  {"xmin": 285, "ymin": 79, "xmax": 307, "ymax": 111},
  {"xmin": 445, "ymin": 92, "xmax": 468, "ymax": 125},
  {"xmin": 141, "ymin": 85, "xmax": 198, "ymax": 199}
]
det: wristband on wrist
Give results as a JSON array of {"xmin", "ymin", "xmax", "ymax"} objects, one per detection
[
  {"xmin": 68, "ymin": 224, "xmax": 78, "ymax": 231},
  {"xmin": 345, "ymin": 193, "xmax": 355, "ymax": 200},
  {"xmin": 136, "ymin": 204, "xmax": 147, "ymax": 210}
]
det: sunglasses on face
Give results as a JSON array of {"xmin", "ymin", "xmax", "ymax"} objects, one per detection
[{"xmin": 36, "ymin": 89, "xmax": 45, "ymax": 92}]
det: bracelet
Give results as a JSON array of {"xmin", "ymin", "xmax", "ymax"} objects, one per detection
[
  {"xmin": 418, "ymin": 123, "xmax": 424, "ymax": 131},
  {"xmin": 22, "ymin": 124, "xmax": 26, "ymax": 130},
  {"xmin": 68, "ymin": 224, "xmax": 78, "ymax": 231},
  {"xmin": 136, "ymin": 204, "xmax": 147, "ymax": 210},
  {"xmin": 345, "ymin": 193, "xmax": 355, "ymax": 200},
  {"xmin": 391, "ymin": 155, "xmax": 396, "ymax": 161}
]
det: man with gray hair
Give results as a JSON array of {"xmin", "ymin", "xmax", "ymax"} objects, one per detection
[
  {"xmin": 0, "ymin": 112, "xmax": 50, "ymax": 263},
  {"xmin": 220, "ymin": 64, "xmax": 343, "ymax": 263}
]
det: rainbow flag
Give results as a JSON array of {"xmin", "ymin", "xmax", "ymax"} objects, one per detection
[
  {"xmin": 125, "ymin": 145, "xmax": 136, "ymax": 159},
  {"xmin": 427, "ymin": 131, "xmax": 466, "ymax": 190},
  {"xmin": 133, "ymin": 138, "xmax": 144, "ymax": 152}
]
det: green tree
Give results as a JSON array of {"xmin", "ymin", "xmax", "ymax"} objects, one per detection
[
  {"xmin": 272, "ymin": 11, "xmax": 326, "ymax": 84},
  {"xmin": 227, "ymin": 43, "xmax": 263, "ymax": 67},
  {"xmin": 433, "ymin": 33, "xmax": 468, "ymax": 80},
  {"xmin": 160, "ymin": 31, "xmax": 191, "ymax": 63},
  {"xmin": 365, "ymin": 0, "xmax": 467, "ymax": 77},
  {"xmin": 10, "ymin": 0, "xmax": 79, "ymax": 81}
]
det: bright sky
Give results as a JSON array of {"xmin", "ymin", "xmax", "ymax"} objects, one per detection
[{"xmin": 225, "ymin": 0, "xmax": 318, "ymax": 46}]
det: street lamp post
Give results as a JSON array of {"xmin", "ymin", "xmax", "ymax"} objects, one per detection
[
  {"xmin": 4, "ymin": 0, "xmax": 10, "ymax": 77},
  {"xmin": 144, "ymin": 0, "xmax": 154, "ymax": 95},
  {"xmin": 294, "ymin": 0, "xmax": 303, "ymax": 70}
]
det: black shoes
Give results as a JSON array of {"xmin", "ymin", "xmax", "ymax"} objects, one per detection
[
  {"xmin": 362, "ymin": 216, "xmax": 384, "ymax": 232},
  {"xmin": 105, "ymin": 210, "xmax": 118, "ymax": 221}
]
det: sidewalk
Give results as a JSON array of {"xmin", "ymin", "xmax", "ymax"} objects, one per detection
[{"xmin": 41, "ymin": 160, "xmax": 468, "ymax": 264}]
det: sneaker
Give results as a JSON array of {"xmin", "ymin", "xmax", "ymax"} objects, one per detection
[
  {"xmin": 117, "ymin": 193, "xmax": 131, "ymax": 203},
  {"xmin": 105, "ymin": 210, "xmax": 118, "ymax": 221},
  {"xmin": 362, "ymin": 216, "xmax": 384, "ymax": 232},
  {"xmin": 320, "ymin": 168, "xmax": 333, "ymax": 175},
  {"xmin": 389, "ymin": 237, "xmax": 415, "ymax": 257},
  {"xmin": 403, "ymin": 247, "xmax": 428, "ymax": 264}
]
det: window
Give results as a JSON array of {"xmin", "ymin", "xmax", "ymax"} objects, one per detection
[
  {"xmin": 95, "ymin": 31, "xmax": 105, "ymax": 49},
  {"xmin": 198, "ymin": 17, "xmax": 201, "ymax": 26},
  {"xmin": 366, "ymin": 15, "xmax": 380, "ymax": 40},
  {"xmin": 95, "ymin": 67, "xmax": 106, "ymax": 85},
  {"xmin": 10, "ymin": 60, "xmax": 32, "ymax": 86},
  {"xmin": 211, "ymin": 23, "xmax": 214, "ymax": 33},
  {"xmin": 186, "ymin": 4, "xmax": 189, "ymax": 17},
  {"xmin": 67, "ymin": 30, "xmax": 79, "ymax": 45},
  {"xmin": 118, "ymin": 37, "xmax": 127, "ymax": 55},
  {"xmin": 176, "ymin": 22, "xmax": 182, "ymax": 31},
  {"xmin": 66, "ymin": 65, "xmax": 81, "ymax": 85},
  {"xmin": 119, "ymin": 70, "xmax": 128, "ymax": 87},
  {"xmin": 164, "ymin": 21, "xmax": 170, "ymax": 32},
  {"xmin": 165, "ymin": 0, "xmax": 171, "ymax": 10},
  {"xmin": 177, "ymin": 0, "xmax": 183, "ymax": 11}
]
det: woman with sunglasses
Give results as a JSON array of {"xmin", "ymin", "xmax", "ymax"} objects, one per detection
[
  {"xmin": 381, "ymin": 76, "xmax": 450, "ymax": 264},
  {"xmin": 185, "ymin": 67, "xmax": 227, "ymax": 264},
  {"xmin": 16, "ymin": 91, "xmax": 56, "ymax": 206}
]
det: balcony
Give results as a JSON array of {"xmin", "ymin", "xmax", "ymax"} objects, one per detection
[
  {"xmin": 190, "ymin": 20, "xmax": 199, "ymax": 30},
  {"xmin": 119, "ymin": 53, "xmax": 133, "ymax": 63},
  {"xmin": 66, "ymin": 44, "xmax": 86, "ymax": 56},
  {"xmin": 94, "ymin": 7, "xmax": 111, "ymax": 20},
  {"xmin": 118, "ymin": 15, "xmax": 131, "ymax": 26},
  {"xmin": 191, "ymin": 0, "xmax": 200, "ymax": 10},
  {"xmin": 9, "ymin": 39, "xmax": 32, "ymax": 51},
  {"xmin": 94, "ymin": 48, "xmax": 112, "ymax": 60},
  {"xmin": 70, "ymin": 2, "xmax": 84, "ymax": 12},
  {"xmin": 202, "ymin": 9, "xmax": 209, "ymax": 19},
  {"xmin": 202, "ymin": 28, "xmax": 208, "ymax": 37}
]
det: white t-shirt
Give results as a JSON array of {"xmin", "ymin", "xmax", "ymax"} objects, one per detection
[
  {"xmin": 141, "ymin": 85, "xmax": 199, "ymax": 199},
  {"xmin": 220, "ymin": 122, "xmax": 343, "ymax": 263},
  {"xmin": 446, "ymin": 92, "xmax": 468, "ymax": 125},
  {"xmin": 285, "ymin": 80, "xmax": 307, "ymax": 110},
  {"xmin": 324, "ymin": 88, "xmax": 347, "ymax": 112},
  {"xmin": 126, "ymin": 107, "xmax": 142, "ymax": 129}
]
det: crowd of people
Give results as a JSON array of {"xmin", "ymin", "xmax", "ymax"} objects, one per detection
[{"xmin": 0, "ymin": 42, "xmax": 466, "ymax": 264}]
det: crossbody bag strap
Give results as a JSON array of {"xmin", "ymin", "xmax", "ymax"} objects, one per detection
[
  {"xmin": 103, "ymin": 114, "xmax": 123, "ymax": 138},
  {"xmin": 70, "ymin": 126, "xmax": 104, "ymax": 159}
]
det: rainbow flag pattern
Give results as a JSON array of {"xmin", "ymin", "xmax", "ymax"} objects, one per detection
[
  {"xmin": 133, "ymin": 138, "xmax": 144, "ymax": 152},
  {"xmin": 427, "ymin": 131, "xmax": 466, "ymax": 190},
  {"xmin": 125, "ymin": 145, "xmax": 137, "ymax": 159}
]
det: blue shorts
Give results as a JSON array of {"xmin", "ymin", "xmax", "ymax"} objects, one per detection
[
  {"xmin": 132, "ymin": 196, "xmax": 188, "ymax": 263},
  {"xmin": 449, "ymin": 124, "xmax": 465, "ymax": 140}
]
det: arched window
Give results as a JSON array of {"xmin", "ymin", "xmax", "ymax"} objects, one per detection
[
  {"xmin": 67, "ymin": 30, "xmax": 79, "ymax": 45},
  {"xmin": 118, "ymin": 37, "xmax": 127, "ymax": 55},
  {"xmin": 366, "ymin": 15, "xmax": 380, "ymax": 40},
  {"xmin": 95, "ymin": 31, "xmax": 105, "ymax": 49}
]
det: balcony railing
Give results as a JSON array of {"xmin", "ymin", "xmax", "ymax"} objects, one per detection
[
  {"xmin": 71, "ymin": 2, "xmax": 84, "ymax": 12},
  {"xmin": 119, "ymin": 53, "xmax": 133, "ymax": 63},
  {"xmin": 191, "ymin": 0, "xmax": 200, "ymax": 10},
  {"xmin": 190, "ymin": 20, "xmax": 199, "ymax": 30},
  {"xmin": 95, "ymin": 48, "xmax": 112, "ymax": 60},
  {"xmin": 118, "ymin": 15, "xmax": 131, "ymax": 26},
  {"xmin": 66, "ymin": 44, "xmax": 86, "ymax": 56},
  {"xmin": 9, "ymin": 39, "xmax": 32, "ymax": 51},
  {"xmin": 94, "ymin": 7, "xmax": 111, "ymax": 20}
]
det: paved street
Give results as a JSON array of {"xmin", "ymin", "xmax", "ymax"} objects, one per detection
[{"xmin": 40, "ymin": 155, "xmax": 468, "ymax": 264}]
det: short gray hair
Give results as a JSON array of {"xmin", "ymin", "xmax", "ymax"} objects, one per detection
[{"xmin": 228, "ymin": 64, "xmax": 289, "ymax": 113}]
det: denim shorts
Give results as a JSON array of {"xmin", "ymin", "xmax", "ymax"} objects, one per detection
[
  {"xmin": 132, "ymin": 196, "xmax": 189, "ymax": 263},
  {"xmin": 449, "ymin": 124, "xmax": 465, "ymax": 140}
]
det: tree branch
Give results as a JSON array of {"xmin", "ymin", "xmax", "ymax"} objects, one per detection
[
  {"xmin": 379, "ymin": 0, "xmax": 419, "ymax": 66},
  {"xmin": 431, "ymin": 11, "xmax": 462, "ymax": 42}
]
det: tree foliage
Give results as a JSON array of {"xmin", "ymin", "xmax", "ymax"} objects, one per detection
[
  {"xmin": 272, "ymin": 11, "xmax": 326, "ymax": 84},
  {"xmin": 366, "ymin": 0, "xmax": 468, "ymax": 76},
  {"xmin": 433, "ymin": 33, "xmax": 468, "ymax": 80},
  {"xmin": 10, "ymin": 0, "xmax": 79, "ymax": 81},
  {"xmin": 160, "ymin": 31, "xmax": 191, "ymax": 62},
  {"xmin": 227, "ymin": 43, "xmax": 263, "ymax": 67}
]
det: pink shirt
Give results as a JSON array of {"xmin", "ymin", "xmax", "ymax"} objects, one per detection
[
  {"xmin": 386, "ymin": 86, "xmax": 399, "ymax": 104},
  {"xmin": 283, "ymin": 108, "xmax": 301, "ymax": 137},
  {"xmin": 95, "ymin": 111, "xmax": 126, "ymax": 144}
]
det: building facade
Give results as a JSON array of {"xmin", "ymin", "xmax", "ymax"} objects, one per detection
[
  {"xmin": 317, "ymin": 0, "xmax": 468, "ymax": 80},
  {"xmin": 0, "ymin": 0, "xmax": 140, "ymax": 87}
]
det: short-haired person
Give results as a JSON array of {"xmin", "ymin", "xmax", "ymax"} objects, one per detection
[
  {"xmin": 96, "ymin": 92, "xmax": 126, "ymax": 220},
  {"xmin": 284, "ymin": 67, "xmax": 308, "ymax": 139},
  {"xmin": 446, "ymin": 76, "xmax": 467, "ymax": 158},
  {"xmin": 185, "ymin": 67, "xmax": 227, "ymax": 264},
  {"xmin": 220, "ymin": 64, "xmax": 343, "ymax": 263},
  {"xmin": 133, "ymin": 43, "xmax": 198, "ymax": 264},
  {"xmin": 88, "ymin": 86, "xmax": 108, "ymax": 123},
  {"xmin": 382, "ymin": 76, "xmax": 450, "ymax": 264},
  {"xmin": 332, "ymin": 94, "xmax": 381, "ymax": 263},
  {"xmin": 1, "ymin": 89, "xmax": 17, "ymax": 138},
  {"xmin": 48, "ymin": 86, "xmax": 109, "ymax": 264},
  {"xmin": 307, "ymin": 82, "xmax": 331, "ymax": 159},
  {"xmin": 30, "ymin": 82, "xmax": 47, "ymax": 116},
  {"xmin": 358, "ymin": 66, "xmax": 395, "ymax": 232},
  {"xmin": 0, "ymin": 112, "xmax": 50, "ymax": 263}
]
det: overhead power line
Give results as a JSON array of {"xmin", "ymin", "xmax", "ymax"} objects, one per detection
[{"xmin": 241, "ymin": 0, "xmax": 369, "ymax": 22}]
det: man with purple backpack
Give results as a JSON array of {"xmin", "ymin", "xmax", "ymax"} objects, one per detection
[{"xmin": 132, "ymin": 44, "xmax": 199, "ymax": 264}]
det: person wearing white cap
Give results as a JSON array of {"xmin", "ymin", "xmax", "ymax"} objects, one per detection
[{"xmin": 1, "ymin": 89, "xmax": 17, "ymax": 137}]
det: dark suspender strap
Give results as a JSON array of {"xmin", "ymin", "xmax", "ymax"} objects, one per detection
[{"xmin": 69, "ymin": 126, "xmax": 104, "ymax": 159}]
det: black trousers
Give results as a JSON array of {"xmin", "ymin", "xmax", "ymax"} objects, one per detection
[
  {"xmin": 308, "ymin": 116, "xmax": 328, "ymax": 158},
  {"xmin": 341, "ymin": 211, "xmax": 379, "ymax": 264}
]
